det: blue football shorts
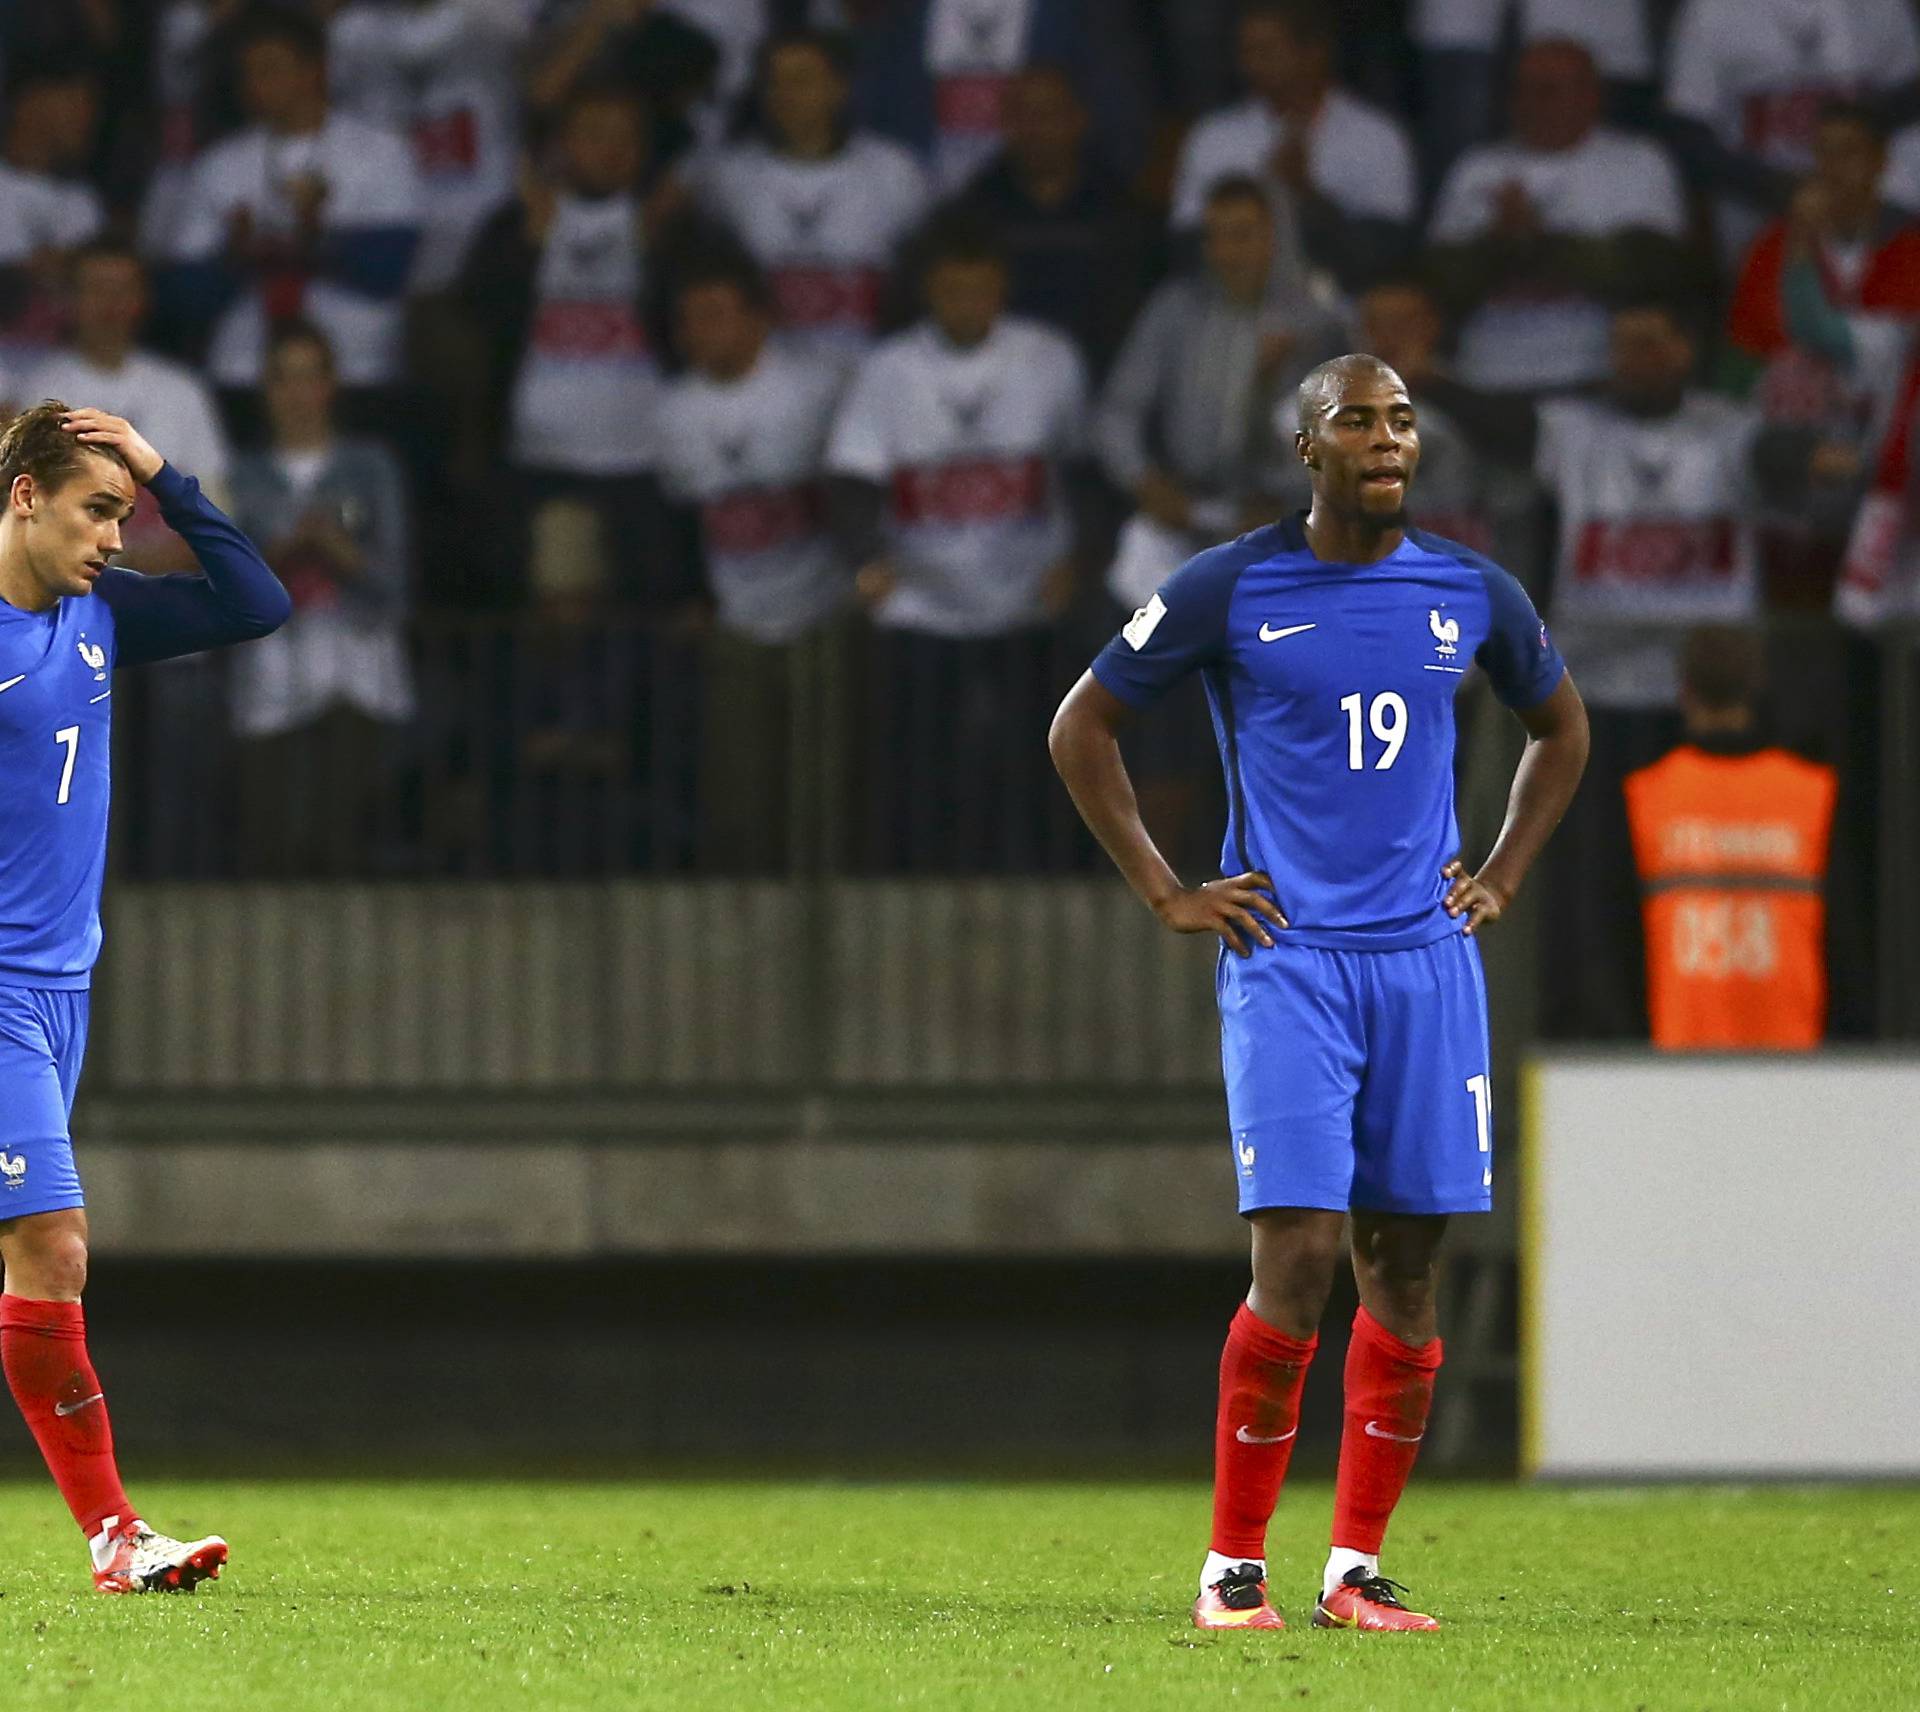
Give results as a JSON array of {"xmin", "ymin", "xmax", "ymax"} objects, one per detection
[
  {"xmin": 1217, "ymin": 932, "xmax": 1493, "ymax": 1216},
  {"xmin": 0, "ymin": 986, "xmax": 90, "ymax": 1222}
]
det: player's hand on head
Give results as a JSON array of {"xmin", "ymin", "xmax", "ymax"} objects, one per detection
[
  {"xmin": 1155, "ymin": 872, "xmax": 1288, "ymax": 956},
  {"xmin": 60, "ymin": 409, "xmax": 163, "ymax": 486},
  {"xmin": 1441, "ymin": 859, "xmax": 1509, "ymax": 935}
]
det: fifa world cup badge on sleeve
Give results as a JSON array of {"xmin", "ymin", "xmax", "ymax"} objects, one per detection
[{"xmin": 1123, "ymin": 593, "xmax": 1167, "ymax": 650}]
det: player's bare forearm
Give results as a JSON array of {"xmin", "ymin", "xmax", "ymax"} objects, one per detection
[
  {"xmin": 1048, "ymin": 673, "xmax": 1181, "ymax": 908},
  {"xmin": 1049, "ymin": 672, "xmax": 1287, "ymax": 956},
  {"xmin": 1446, "ymin": 673, "xmax": 1589, "ymax": 932}
]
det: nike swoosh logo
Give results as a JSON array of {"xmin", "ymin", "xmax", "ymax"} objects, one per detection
[
  {"xmin": 1235, "ymin": 1424, "xmax": 1298, "ymax": 1445},
  {"xmin": 1363, "ymin": 1420, "xmax": 1423, "ymax": 1443},
  {"xmin": 1258, "ymin": 623, "xmax": 1316, "ymax": 642},
  {"xmin": 55, "ymin": 1392, "xmax": 104, "ymax": 1418},
  {"xmin": 0, "ymin": 674, "xmax": 24, "ymax": 693}
]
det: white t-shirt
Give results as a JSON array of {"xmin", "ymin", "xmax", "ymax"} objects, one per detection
[
  {"xmin": 24, "ymin": 347, "xmax": 231, "ymax": 561},
  {"xmin": 328, "ymin": 0, "xmax": 540, "ymax": 291},
  {"xmin": 827, "ymin": 316, "xmax": 1087, "ymax": 636},
  {"xmin": 167, "ymin": 115, "xmax": 425, "ymax": 388},
  {"xmin": 658, "ymin": 345, "xmax": 847, "ymax": 643},
  {"xmin": 923, "ymin": 0, "xmax": 1036, "ymax": 191},
  {"xmin": 0, "ymin": 165, "xmax": 104, "ymax": 367},
  {"xmin": 1667, "ymin": 0, "xmax": 1920, "ymax": 254},
  {"xmin": 1430, "ymin": 128, "xmax": 1687, "ymax": 390},
  {"xmin": 1169, "ymin": 91, "xmax": 1417, "ymax": 231},
  {"xmin": 694, "ymin": 135, "xmax": 929, "ymax": 362},
  {"xmin": 509, "ymin": 193, "xmax": 659, "ymax": 476},
  {"xmin": 1536, "ymin": 394, "xmax": 1761, "ymax": 706},
  {"xmin": 1412, "ymin": 0, "xmax": 1652, "ymax": 79}
]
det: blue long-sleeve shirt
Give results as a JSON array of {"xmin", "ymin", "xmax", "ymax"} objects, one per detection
[{"xmin": 0, "ymin": 462, "xmax": 290, "ymax": 986}]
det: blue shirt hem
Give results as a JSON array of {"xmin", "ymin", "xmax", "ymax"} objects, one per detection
[{"xmin": 0, "ymin": 969, "xmax": 93, "ymax": 992}]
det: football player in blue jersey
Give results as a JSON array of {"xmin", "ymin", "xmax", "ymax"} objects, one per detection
[
  {"xmin": 0, "ymin": 402, "xmax": 289, "ymax": 1592},
  {"xmin": 1051, "ymin": 354, "xmax": 1588, "ymax": 1632}
]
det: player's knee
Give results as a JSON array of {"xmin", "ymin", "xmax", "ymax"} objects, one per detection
[
  {"xmin": 1248, "ymin": 1221, "xmax": 1345, "ymax": 1326},
  {"xmin": 4, "ymin": 1218, "xmax": 88, "ymax": 1300},
  {"xmin": 1353, "ymin": 1244, "xmax": 1439, "ymax": 1306}
]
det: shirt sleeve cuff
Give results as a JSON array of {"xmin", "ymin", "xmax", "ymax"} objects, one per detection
[
  {"xmin": 147, "ymin": 462, "xmax": 195, "ymax": 509},
  {"xmin": 1089, "ymin": 655, "xmax": 1153, "ymax": 708}
]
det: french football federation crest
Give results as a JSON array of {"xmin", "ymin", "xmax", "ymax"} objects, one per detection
[
  {"xmin": 1428, "ymin": 608, "xmax": 1460, "ymax": 658},
  {"xmin": 78, "ymin": 640, "xmax": 106, "ymax": 672},
  {"xmin": 0, "ymin": 1151, "xmax": 25, "ymax": 1188}
]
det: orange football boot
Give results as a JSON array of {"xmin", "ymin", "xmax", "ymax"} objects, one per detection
[
  {"xmin": 1192, "ymin": 1561, "xmax": 1286, "ymax": 1630},
  {"xmin": 1312, "ymin": 1569, "xmax": 1439, "ymax": 1631}
]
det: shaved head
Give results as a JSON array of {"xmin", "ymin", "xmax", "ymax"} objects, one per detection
[
  {"xmin": 1296, "ymin": 353, "xmax": 1405, "ymax": 432},
  {"xmin": 1292, "ymin": 353, "xmax": 1420, "ymax": 536}
]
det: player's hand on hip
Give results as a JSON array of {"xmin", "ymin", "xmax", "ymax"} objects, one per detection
[
  {"xmin": 1442, "ymin": 859, "xmax": 1510, "ymax": 935},
  {"xmin": 61, "ymin": 409, "xmax": 163, "ymax": 485},
  {"xmin": 1154, "ymin": 872, "xmax": 1287, "ymax": 957}
]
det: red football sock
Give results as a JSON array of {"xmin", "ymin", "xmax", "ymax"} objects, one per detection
[
  {"xmin": 1209, "ymin": 1302, "xmax": 1318, "ymax": 1560},
  {"xmin": 1330, "ymin": 1306, "xmax": 1443, "ymax": 1554},
  {"xmin": 0, "ymin": 1295, "xmax": 133, "ymax": 1537}
]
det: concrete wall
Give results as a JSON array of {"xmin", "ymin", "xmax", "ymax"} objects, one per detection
[{"xmin": 91, "ymin": 881, "xmax": 1223, "ymax": 1090}]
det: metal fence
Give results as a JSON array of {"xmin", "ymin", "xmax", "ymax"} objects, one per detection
[
  {"xmin": 110, "ymin": 613, "xmax": 1134, "ymax": 882},
  {"xmin": 92, "ymin": 612, "xmax": 1920, "ymax": 1098}
]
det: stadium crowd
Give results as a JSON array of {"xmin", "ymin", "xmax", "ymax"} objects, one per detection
[{"xmin": 1, "ymin": 0, "xmax": 1912, "ymax": 1027}]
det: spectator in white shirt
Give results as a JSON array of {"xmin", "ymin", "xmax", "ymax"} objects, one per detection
[
  {"xmin": 693, "ymin": 27, "xmax": 929, "ymax": 364},
  {"xmin": 826, "ymin": 216, "xmax": 1091, "ymax": 867},
  {"xmin": 25, "ymin": 242, "xmax": 231, "ymax": 574},
  {"xmin": 1168, "ymin": 0, "xmax": 1417, "ymax": 291},
  {"xmin": 158, "ymin": 9, "xmax": 424, "ymax": 403},
  {"xmin": 0, "ymin": 66, "xmax": 106, "ymax": 372},
  {"xmin": 1428, "ymin": 39, "xmax": 1695, "ymax": 395},
  {"xmin": 228, "ymin": 319, "xmax": 416, "ymax": 877},
  {"xmin": 326, "ymin": 0, "xmax": 542, "ymax": 293},
  {"xmin": 1410, "ymin": 0, "xmax": 1655, "ymax": 181},
  {"xmin": 453, "ymin": 81, "xmax": 701, "ymax": 613},
  {"xmin": 660, "ymin": 252, "xmax": 848, "ymax": 647},
  {"xmin": 659, "ymin": 250, "xmax": 850, "ymax": 869},
  {"xmin": 1664, "ymin": 0, "xmax": 1920, "ymax": 262}
]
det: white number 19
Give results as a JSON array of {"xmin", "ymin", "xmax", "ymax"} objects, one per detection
[
  {"xmin": 53, "ymin": 725, "xmax": 79, "ymax": 805},
  {"xmin": 1340, "ymin": 691, "xmax": 1407, "ymax": 770}
]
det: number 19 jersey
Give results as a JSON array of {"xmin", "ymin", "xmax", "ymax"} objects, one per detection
[{"xmin": 1091, "ymin": 515, "xmax": 1565, "ymax": 949}]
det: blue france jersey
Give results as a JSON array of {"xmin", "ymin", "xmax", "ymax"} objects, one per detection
[
  {"xmin": 1091, "ymin": 516, "xmax": 1565, "ymax": 949},
  {"xmin": 0, "ymin": 594, "xmax": 118, "ymax": 986},
  {"xmin": 0, "ymin": 464, "xmax": 289, "ymax": 988}
]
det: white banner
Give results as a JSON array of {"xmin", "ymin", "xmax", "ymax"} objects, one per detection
[{"xmin": 1524, "ymin": 1054, "xmax": 1920, "ymax": 1477}]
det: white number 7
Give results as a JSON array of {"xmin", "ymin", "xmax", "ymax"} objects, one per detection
[{"xmin": 54, "ymin": 725, "xmax": 79, "ymax": 805}]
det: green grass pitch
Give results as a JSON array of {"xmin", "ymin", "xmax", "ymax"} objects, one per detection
[{"xmin": 0, "ymin": 1479, "xmax": 1912, "ymax": 1710}]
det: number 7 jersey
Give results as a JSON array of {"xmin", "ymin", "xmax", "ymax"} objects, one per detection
[
  {"xmin": 1091, "ymin": 515, "xmax": 1566, "ymax": 948},
  {"xmin": 0, "ymin": 593, "xmax": 118, "ymax": 986}
]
